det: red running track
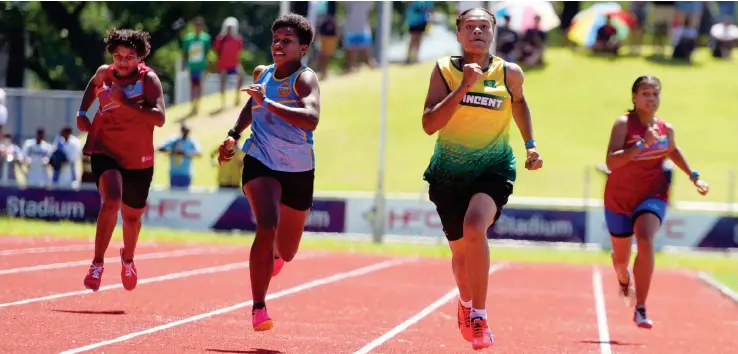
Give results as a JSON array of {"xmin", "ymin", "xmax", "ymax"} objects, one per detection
[{"xmin": 1, "ymin": 236, "xmax": 737, "ymax": 354}]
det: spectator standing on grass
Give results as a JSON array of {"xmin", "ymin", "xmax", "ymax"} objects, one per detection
[
  {"xmin": 182, "ymin": 16, "xmax": 212, "ymax": 117},
  {"xmin": 21, "ymin": 127, "xmax": 52, "ymax": 187},
  {"xmin": 315, "ymin": 1, "xmax": 339, "ymax": 80},
  {"xmin": 50, "ymin": 126, "xmax": 82, "ymax": 188},
  {"xmin": 158, "ymin": 122, "xmax": 201, "ymax": 189},
  {"xmin": 405, "ymin": 1, "xmax": 434, "ymax": 65},
  {"xmin": 213, "ymin": 17, "xmax": 245, "ymax": 111},
  {"xmin": 343, "ymin": 2, "xmax": 377, "ymax": 73}
]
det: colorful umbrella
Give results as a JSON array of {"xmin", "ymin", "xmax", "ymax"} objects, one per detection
[
  {"xmin": 571, "ymin": 2, "xmax": 624, "ymax": 23},
  {"xmin": 493, "ymin": 1, "xmax": 561, "ymax": 34},
  {"xmin": 568, "ymin": 4, "xmax": 635, "ymax": 47}
]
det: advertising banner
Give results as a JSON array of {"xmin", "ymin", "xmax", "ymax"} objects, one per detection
[
  {"xmin": 211, "ymin": 195, "xmax": 346, "ymax": 233},
  {"xmin": 345, "ymin": 197, "xmax": 587, "ymax": 242},
  {"xmin": 0, "ymin": 186, "xmax": 100, "ymax": 222},
  {"xmin": 490, "ymin": 208, "xmax": 586, "ymax": 243},
  {"xmin": 585, "ymin": 207, "xmax": 730, "ymax": 249},
  {"xmin": 696, "ymin": 216, "xmax": 738, "ymax": 249},
  {"xmin": 345, "ymin": 198, "xmax": 445, "ymax": 238},
  {"xmin": 141, "ymin": 190, "xmax": 235, "ymax": 230}
]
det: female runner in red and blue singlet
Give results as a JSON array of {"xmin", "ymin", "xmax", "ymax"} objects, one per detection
[
  {"xmin": 603, "ymin": 75, "xmax": 709, "ymax": 329},
  {"xmin": 77, "ymin": 28, "xmax": 166, "ymax": 293}
]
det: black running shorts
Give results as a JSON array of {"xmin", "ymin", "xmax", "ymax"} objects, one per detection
[
  {"xmin": 428, "ymin": 173, "xmax": 514, "ymax": 242},
  {"xmin": 90, "ymin": 154, "xmax": 154, "ymax": 209},
  {"xmin": 241, "ymin": 154, "xmax": 315, "ymax": 211}
]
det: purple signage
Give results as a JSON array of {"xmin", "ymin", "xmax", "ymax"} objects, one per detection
[
  {"xmin": 211, "ymin": 196, "xmax": 346, "ymax": 233},
  {"xmin": 0, "ymin": 187, "xmax": 101, "ymax": 222},
  {"xmin": 488, "ymin": 208, "xmax": 586, "ymax": 243},
  {"xmin": 697, "ymin": 217, "xmax": 738, "ymax": 249}
]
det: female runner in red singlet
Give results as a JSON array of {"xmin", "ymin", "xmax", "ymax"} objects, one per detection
[
  {"xmin": 603, "ymin": 75, "xmax": 709, "ymax": 329},
  {"xmin": 76, "ymin": 28, "xmax": 166, "ymax": 293}
]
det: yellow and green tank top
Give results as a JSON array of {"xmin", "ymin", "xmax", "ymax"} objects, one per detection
[{"xmin": 423, "ymin": 55, "xmax": 517, "ymax": 186}]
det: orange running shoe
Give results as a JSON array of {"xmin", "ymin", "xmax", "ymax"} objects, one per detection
[
  {"xmin": 457, "ymin": 301, "xmax": 473, "ymax": 342},
  {"xmin": 120, "ymin": 247, "xmax": 137, "ymax": 291},
  {"xmin": 83, "ymin": 262, "xmax": 104, "ymax": 291},
  {"xmin": 471, "ymin": 317, "xmax": 494, "ymax": 350}
]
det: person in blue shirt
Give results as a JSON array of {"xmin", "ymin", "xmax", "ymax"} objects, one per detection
[
  {"xmin": 217, "ymin": 13, "xmax": 320, "ymax": 333},
  {"xmin": 405, "ymin": 1, "xmax": 434, "ymax": 64},
  {"xmin": 158, "ymin": 123, "xmax": 202, "ymax": 188}
]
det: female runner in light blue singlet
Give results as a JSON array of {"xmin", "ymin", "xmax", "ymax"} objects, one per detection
[{"xmin": 217, "ymin": 13, "xmax": 321, "ymax": 333}]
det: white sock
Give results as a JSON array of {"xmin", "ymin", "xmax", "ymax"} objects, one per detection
[
  {"xmin": 470, "ymin": 308, "xmax": 487, "ymax": 320},
  {"xmin": 460, "ymin": 298, "xmax": 472, "ymax": 309}
]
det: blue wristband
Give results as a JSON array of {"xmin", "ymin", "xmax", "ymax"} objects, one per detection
[
  {"xmin": 78, "ymin": 110, "xmax": 87, "ymax": 117},
  {"xmin": 525, "ymin": 140, "xmax": 536, "ymax": 149},
  {"xmin": 635, "ymin": 140, "xmax": 644, "ymax": 150},
  {"xmin": 690, "ymin": 170, "xmax": 700, "ymax": 180}
]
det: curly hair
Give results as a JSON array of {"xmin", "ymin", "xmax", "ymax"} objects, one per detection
[
  {"xmin": 272, "ymin": 13, "xmax": 315, "ymax": 46},
  {"xmin": 104, "ymin": 28, "xmax": 152, "ymax": 59},
  {"xmin": 456, "ymin": 8, "xmax": 497, "ymax": 30}
]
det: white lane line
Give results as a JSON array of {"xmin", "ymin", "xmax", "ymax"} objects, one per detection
[
  {"xmin": 0, "ymin": 252, "xmax": 321, "ymax": 309},
  {"xmin": 0, "ymin": 262, "xmax": 249, "ymax": 309},
  {"xmin": 0, "ymin": 248, "xmax": 230, "ymax": 275},
  {"xmin": 696, "ymin": 271, "xmax": 738, "ymax": 304},
  {"xmin": 592, "ymin": 267, "xmax": 612, "ymax": 354},
  {"xmin": 353, "ymin": 262, "xmax": 508, "ymax": 354},
  {"xmin": 59, "ymin": 258, "xmax": 414, "ymax": 354},
  {"xmin": 0, "ymin": 245, "xmax": 93, "ymax": 256}
]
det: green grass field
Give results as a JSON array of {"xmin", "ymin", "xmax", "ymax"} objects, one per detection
[
  {"xmin": 151, "ymin": 48, "xmax": 738, "ymax": 204},
  {"xmin": 2, "ymin": 217, "xmax": 736, "ymax": 293}
]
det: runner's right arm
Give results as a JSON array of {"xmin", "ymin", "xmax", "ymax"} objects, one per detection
[
  {"xmin": 229, "ymin": 65, "xmax": 267, "ymax": 136},
  {"xmin": 422, "ymin": 64, "xmax": 473, "ymax": 135},
  {"xmin": 76, "ymin": 65, "xmax": 109, "ymax": 130},
  {"xmin": 78, "ymin": 65, "xmax": 108, "ymax": 113},
  {"xmin": 605, "ymin": 116, "xmax": 642, "ymax": 170}
]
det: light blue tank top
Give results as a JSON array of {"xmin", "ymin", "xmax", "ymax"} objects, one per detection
[{"xmin": 242, "ymin": 64, "xmax": 315, "ymax": 172}]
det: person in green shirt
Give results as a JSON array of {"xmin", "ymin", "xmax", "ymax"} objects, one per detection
[{"xmin": 182, "ymin": 16, "xmax": 211, "ymax": 116}]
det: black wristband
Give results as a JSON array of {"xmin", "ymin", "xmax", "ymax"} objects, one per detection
[{"xmin": 227, "ymin": 129, "xmax": 241, "ymax": 141}]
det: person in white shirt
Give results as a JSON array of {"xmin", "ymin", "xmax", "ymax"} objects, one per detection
[
  {"xmin": 51, "ymin": 126, "xmax": 82, "ymax": 188},
  {"xmin": 22, "ymin": 127, "xmax": 52, "ymax": 187}
]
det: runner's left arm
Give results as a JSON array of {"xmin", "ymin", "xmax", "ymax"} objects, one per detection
[
  {"xmin": 665, "ymin": 123, "xmax": 700, "ymax": 184},
  {"xmin": 506, "ymin": 63, "xmax": 535, "ymax": 145},
  {"xmin": 264, "ymin": 70, "xmax": 320, "ymax": 131}
]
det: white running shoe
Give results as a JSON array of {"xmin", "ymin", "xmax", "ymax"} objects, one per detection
[{"xmin": 633, "ymin": 306, "xmax": 653, "ymax": 329}]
